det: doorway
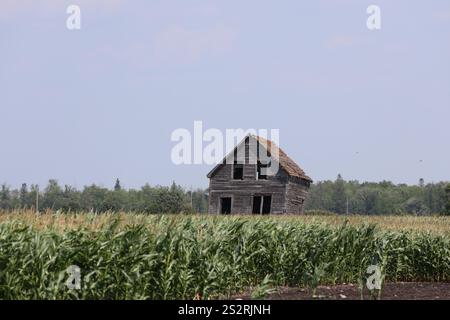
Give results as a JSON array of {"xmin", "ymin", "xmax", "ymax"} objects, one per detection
[{"xmin": 220, "ymin": 197, "xmax": 232, "ymax": 214}]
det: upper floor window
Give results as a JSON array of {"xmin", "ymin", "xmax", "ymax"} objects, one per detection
[
  {"xmin": 233, "ymin": 164, "xmax": 244, "ymax": 180},
  {"xmin": 257, "ymin": 162, "xmax": 268, "ymax": 180}
]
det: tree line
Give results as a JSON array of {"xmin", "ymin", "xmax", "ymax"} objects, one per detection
[
  {"xmin": 306, "ymin": 174, "xmax": 450, "ymax": 215},
  {"xmin": 0, "ymin": 179, "xmax": 208, "ymax": 214},
  {"xmin": 0, "ymin": 176, "xmax": 449, "ymax": 215}
]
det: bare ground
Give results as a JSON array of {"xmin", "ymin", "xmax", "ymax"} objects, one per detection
[{"xmin": 233, "ymin": 282, "xmax": 450, "ymax": 300}]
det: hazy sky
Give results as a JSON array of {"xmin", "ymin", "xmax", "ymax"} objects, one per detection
[{"xmin": 1, "ymin": 0, "xmax": 449, "ymax": 190}]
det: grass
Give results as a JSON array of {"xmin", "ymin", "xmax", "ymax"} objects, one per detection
[{"xmin": 0, "ymin": 210, "xmax": 449, "ymax": 299}]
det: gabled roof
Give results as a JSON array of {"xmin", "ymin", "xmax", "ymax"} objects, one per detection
[{"xmin": 206, "ymin": 135, "xmax": 312, "ymax": 182}]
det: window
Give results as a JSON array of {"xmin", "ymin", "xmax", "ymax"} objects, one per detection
[
  {"xmin": 262, "ymin": 196, "xmax": 272, "ymax": 214},
  {"xmin": 257, "ymin": 161, "xmax": 268, "ymax": 180},
  {"xmin": 233, "ymin": 164, "xmax": 244, "ymax": 180},
  {"xmin": 220, "ymin": 197, "xmax": 232, "ymax": 214},
  {"xmin": 252, "ymin": 195, "xmax": 272, "ymax": 214},
  {"xmin": 252, "ymin": 196, "xmax": 262, "ymax": 214}
]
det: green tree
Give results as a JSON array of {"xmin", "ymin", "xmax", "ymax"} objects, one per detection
[
  {"xmin": 445, "ymin": 184, "xmax": 450, "ymax": 216},
  {"xmin": 19, "ymin": 183, "xmax": 29, "ymax": 208},
  {"xmin": 81, "ymin": 185, "xmax": 108, "ymax": 212},
  {"xmin": 356, "ymin": 187, "xmax": 381, "ymax": 215},
  {"xmin": 60, "ymin": 185, "xmax": 81, "ymax": 212},
  {"xmin": 404, "ymin": 197, "xmax": 429, "ymax": 216},
  {"xmin": 0, "ymin": 184, "xmax": 11, "ymax": 210},
  {"xmin": 42, "ymin": 179, "xmax": 63, "ymax": 210},
  {"xmin": 332, "ymin": 174, "xmax": 347, "ymax": 214},
  {"xmin": 139, "ymin": 184, "xmax": 157, "ymax": 213},
  {"xmin": 419, "ymin": 178, "xmax": 425, "ymax": 188},
  {"xmin": 114, "ymin": 179, "xmax": 122, "ymax": 191},
  {"xmin": 305, "ymin": 181, "xmax": 334, "ymax": 211},
  {"xmin": 192, "ymin": 189, "xmax": 209, "ymax": 213},
  {"xmin": 28, "ymin": 185, "xmax": 39, "ymax": 212},
  {"xmin": 104, "ymin": 189, "xmax": 127, "ymax": 211}
]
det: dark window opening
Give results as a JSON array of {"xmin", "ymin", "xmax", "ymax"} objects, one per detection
[
  {"xmin": 220, "ymin": 197, "xmax": 232, "ymax": 214},
  {"xmin": 252, "ymin": 196, "xmax": 262, "ymax": 214},
  {"xmin": 257, "ymin": 162, "xmax": 268, "ymax": 180},
  {"xmin": 262, "ymin": 196, "xmax": 271, "ymax": 214},
  {"xmin": 256, "ymin": 141, "xmax": 271, "ymax": 180},
  {"xmin": 233, "ymin": 164, "xmax": 244, "ymax": 180},
  {"xmin": 252, "ymin": 195, "xmax": 271, "ymax": 214}
]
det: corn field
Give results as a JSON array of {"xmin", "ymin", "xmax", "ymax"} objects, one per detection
[{"xmin": 0, "ymin": 212, "xmax": 449, "ymax": 299}]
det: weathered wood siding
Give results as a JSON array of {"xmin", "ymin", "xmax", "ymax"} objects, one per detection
[
  {"xmin": 208, "ymin": 164, "xmax": 289, "ymax": 214},
  {"xmin": 285, "ymin": 180, "xmax": 309, "ymax": 214}
]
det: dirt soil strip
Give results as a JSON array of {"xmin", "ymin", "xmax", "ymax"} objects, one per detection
[{"xmin": 234, "ymin": 282, "xmax": 450, "ymax": 300}]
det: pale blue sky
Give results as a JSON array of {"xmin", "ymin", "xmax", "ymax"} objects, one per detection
[{"xmin": 1, "ymin": 0, "xmax": 450, "ymax": 189}]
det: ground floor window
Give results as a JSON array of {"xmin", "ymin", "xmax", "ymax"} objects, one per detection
[
  {"xmin": 220, "ymin": 197, "xmax": 232, "ymax": 214},
  {"xmin": 252, "ymin": 195, "xmax": 271, "ymax": 214}
]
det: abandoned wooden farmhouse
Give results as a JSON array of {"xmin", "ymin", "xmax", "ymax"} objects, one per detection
[{"xmin": 207, "ymin": 135, "xmax": 312, "ymax": 214}]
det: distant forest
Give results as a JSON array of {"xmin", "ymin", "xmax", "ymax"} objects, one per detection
[
  {"xmin": 306, "ymin": 175, "xmax": 450, "ymax": 215},
  {"xmin": 0, "ymin": 175, "xmax": 449, "ymax": 215}
]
